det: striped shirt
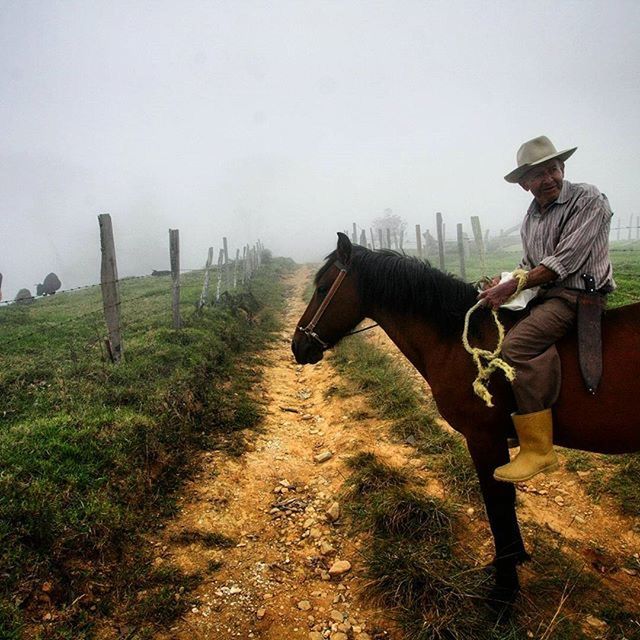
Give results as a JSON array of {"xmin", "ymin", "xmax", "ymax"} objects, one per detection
[{"xmin": 520, "ymin": 180, "xmax": 615, "ymax": 292}]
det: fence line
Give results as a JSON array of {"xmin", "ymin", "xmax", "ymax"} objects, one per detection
[
  {"xmin": 1, "ymin": 215, "xmax": 270, "ymax": 363},
  {"xmin": 347, "ymin": 211, "xmax": 638, "ymax": 281}
]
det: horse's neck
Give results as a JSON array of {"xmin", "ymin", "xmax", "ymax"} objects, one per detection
[{"xmin": 370, "ymin": 308, "xmax": 459, "ymax": 383}]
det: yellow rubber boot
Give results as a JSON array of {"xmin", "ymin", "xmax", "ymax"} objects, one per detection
[{"xmin": 494, "ymin": 408, "xmax": 559, "ymax": 483}]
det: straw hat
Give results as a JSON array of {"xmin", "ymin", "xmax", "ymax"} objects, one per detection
[{"xmin": 504, "ymin": 135, "xmax": 577, "ymax": 183}]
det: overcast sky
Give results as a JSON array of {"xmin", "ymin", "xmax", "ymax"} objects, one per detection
[{"xmin": 1, "ymin": 0, "xmax": 639, "ymax": 299}]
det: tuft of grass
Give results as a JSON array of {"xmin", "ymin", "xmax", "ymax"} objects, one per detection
[
  {"xmin": 207, "ymin": 559, "xmax": 224, "ymax": 573},
  {"xmin": 563, "ymin": 450, "xmax": 640, "ymax": 516},
  {"xmin": 604, "ymin": 454, "xmax": 640, "ymax": 516},
  {"xmin": 344, "ymin": 451, "xmax": 409, "ymax": 495},
  {"xmin": 342, "ymin": 452, "xmax": 497, "ymax": 639},
  {"xmin": 127, "ymin": 564, "xmax": 202, "ymax": 628}
]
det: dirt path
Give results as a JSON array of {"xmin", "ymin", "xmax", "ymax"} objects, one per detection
[{"xmin": 150, "ymin": 266, "xmax": 409, "ymax": 640}]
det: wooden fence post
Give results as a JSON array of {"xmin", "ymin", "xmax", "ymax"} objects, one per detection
[
  {"xmin": 470, "ymin": 215, "xmax": 486, "ymax": 275},
  {"xmin": 436, "ymin": 212, "xmax": 445, "ymax": 271},
  {"xmin": 169, "ymin": 229, "xmax": 181, "ymax": 329},
  {"xmin": 222, "ymin": 236, "xmax": 230, "ymax": 289},
  {"xmin": 378, "ymin": 228, "xmax": 383, "ymax": 250},
  {"xmin": 198, "ymin": 246, "xmax": 214, "ymax": 310},
  {"xmin": 386, "ymin": 228, "xmax": 391, "ymax": 250},
  {"xmin": 233, "ymin": 248, "xmax": 240, "ymax": 288},
  {"xmin": 415, "ymin": 224, "xmax": 423, "ymax": 259},
  {"xmin": 215, "ymin": 249, "xmax": 224, "ymax": 301},
  {"xmin": 456, "ymin": 223, "xmax": 466, "ymax": 280},
  {"xmin": 242, "ymin": 245, "xmax": 248, "ymax": 284},
  {"xmin": 98, "ymin": 213, "xmax": 124, "ymax": 362},
  {"xmin": 370, "ymin": 228, "xmax": 376, "ymax": 250}
]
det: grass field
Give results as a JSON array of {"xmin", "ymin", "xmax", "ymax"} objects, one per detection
[
  {"xmin": 0, "ymin": 256, "xmax": 293, "ymax": 639},
  {"xmin": 419, "ymin": 239, "xmax": 640, "ymax": 309}
]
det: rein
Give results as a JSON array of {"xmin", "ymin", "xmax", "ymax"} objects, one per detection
[
  {"xmin": 298, "ymin": 260, "xmax": 378, "ymax": 350},
  {"xmin": 462, "ymin": 269, "xmax": 528, "ymax": 407}
]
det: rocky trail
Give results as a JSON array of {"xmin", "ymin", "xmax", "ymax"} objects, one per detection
[
  {"xmin": 145, "ymin": 265, "xmax": 639, "ymax": 640},
  {"xmin": 149, "ymin": 266, "xmax": 409, "ymax": 640}
]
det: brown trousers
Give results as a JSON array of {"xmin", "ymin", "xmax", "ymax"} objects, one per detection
[{"xmin": 501, "ymin": 288, "xmax": 579, "ymax": 414}]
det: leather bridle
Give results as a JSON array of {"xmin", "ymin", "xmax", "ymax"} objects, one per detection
[
  {"xmin": 297, "ymin": 260, "xmax": 379, "ymax": 351},
  {"xmin": 297, "ymin": 260, "xmax": 348, "ymax": 350}
]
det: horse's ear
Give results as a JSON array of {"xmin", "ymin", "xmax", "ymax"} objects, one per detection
[{"xmin": 336, "ymin": 232, "xmax": 352, "ymax": 266}]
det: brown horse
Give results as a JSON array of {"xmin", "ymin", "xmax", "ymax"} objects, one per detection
[{"xmin": 291, "ymin": 232, "xmax": 640, "ymax": 604}]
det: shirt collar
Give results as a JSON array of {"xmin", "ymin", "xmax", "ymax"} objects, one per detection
[
  {"xmin": 555, "ymin": 180, "xmax": 572, "ymax": 205},
  {"xmin": 527, "ymin": 180, "xmax": 572, "ymax": 217}
]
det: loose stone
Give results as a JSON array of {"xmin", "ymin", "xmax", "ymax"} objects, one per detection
[
  {"xmin": 326, "ymin": 502, "xmax": 341, "ymax": 522},
  {"xmin": 319, "ymin": 541, "xmax": 335, "ymax": 555},
  {"xmin": 328, "ymin": 560, "xmax": 351, "ymax": 576}
]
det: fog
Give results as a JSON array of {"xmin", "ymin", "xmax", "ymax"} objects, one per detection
[{"xmin": 1, "ymin": 0, "xmax": 639, "ymax": 300}]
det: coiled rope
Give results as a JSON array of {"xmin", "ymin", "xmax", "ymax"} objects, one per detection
[{"xmin": 462, "ymin": 269, "xmax": 529, "ymax": 407}]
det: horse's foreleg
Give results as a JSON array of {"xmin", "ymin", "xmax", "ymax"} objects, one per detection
[{"xmin": 466, "ymin": 435, "xmax": 529, "ymax": 605}]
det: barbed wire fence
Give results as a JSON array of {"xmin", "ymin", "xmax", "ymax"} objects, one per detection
[{"xmin": 0, "ymin": 213, "xmax": 268, "ymax": 361}]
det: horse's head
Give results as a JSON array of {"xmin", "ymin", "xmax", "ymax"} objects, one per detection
[{"xmin": 292, "ymin": 232, "xmax": 365, "ymax": 364}]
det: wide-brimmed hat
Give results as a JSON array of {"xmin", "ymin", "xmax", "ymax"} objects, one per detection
[{"xmin": 504, "ymin": 135, "xmax": 577, "ymax": 183}]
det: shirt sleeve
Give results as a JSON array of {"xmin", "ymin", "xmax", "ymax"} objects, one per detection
[{"xmin": 540, "ymin": 192, "xmax": 612, "ymax": 280}]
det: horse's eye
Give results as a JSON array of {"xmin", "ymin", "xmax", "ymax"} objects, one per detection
[{"xmin": 317, "ymin": 285, "xmax": 329, "ymax": 297}]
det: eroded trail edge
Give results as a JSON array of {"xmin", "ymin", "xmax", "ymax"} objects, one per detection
[{"xmin": 152, "ymin": 266, "xmax": 404, "ymax": 640}]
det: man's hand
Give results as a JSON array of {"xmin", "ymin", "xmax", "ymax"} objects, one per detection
[
  {"xmin": 477, "ymin": 278, "xmax": 519, "ymax": 310},
  {"xmin": 478, "ymin": 275, "xmax": 501, "ymax": 291}
]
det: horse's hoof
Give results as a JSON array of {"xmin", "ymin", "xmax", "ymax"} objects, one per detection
[{"xmin": 486, "ymin": 583, "xmax": 518, "ymax": 622}]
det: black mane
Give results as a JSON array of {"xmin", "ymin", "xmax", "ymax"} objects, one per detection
[{"xmin": 316, "ymin": 245, "xmax": 481, "ymax": 335}]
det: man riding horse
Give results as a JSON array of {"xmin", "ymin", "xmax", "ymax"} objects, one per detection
[{"xmin": 479, "ymin": 135, "xmax": 615, "ymax": 483}]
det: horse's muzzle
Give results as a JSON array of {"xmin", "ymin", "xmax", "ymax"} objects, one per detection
[{"xmin": 291, "ymin": 332, "xmax": 325, "ymax": 365}]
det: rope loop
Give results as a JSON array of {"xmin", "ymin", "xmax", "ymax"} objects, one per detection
[{"xmin": 462, "ymin": 269, "xmax": 529, "ymax": 407}]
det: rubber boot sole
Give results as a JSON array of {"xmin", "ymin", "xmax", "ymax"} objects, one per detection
[{"xmin": 493, "ymin": 460, "xmax": 559, "ymax": 483}]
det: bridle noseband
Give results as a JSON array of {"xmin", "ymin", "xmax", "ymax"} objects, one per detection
[
  {"xmin": 297, "ymin": 260, "xmax": 379, "ymax": 351},
  {"xmin": 297, "ymin": 260, "xmax": 348, "ymax": 350}
]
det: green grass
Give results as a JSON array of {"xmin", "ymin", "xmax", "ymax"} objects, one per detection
[{"xmin": 0, "ymin": 257, "xmax": 294, "ymax": 637}]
